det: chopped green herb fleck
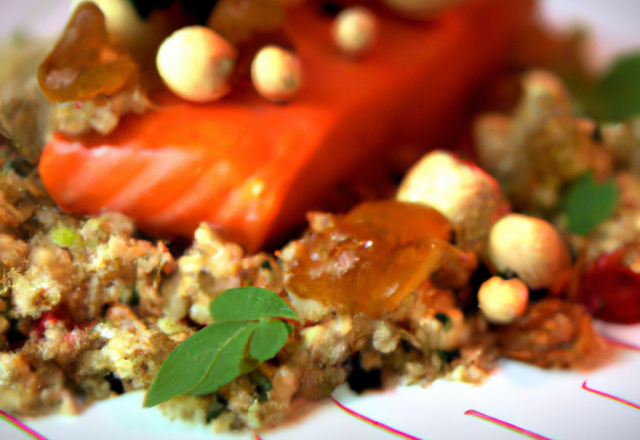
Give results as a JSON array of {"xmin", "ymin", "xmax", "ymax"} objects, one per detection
[
  {"xmin": 206, "ymin": 395, "xmax": 226, "ymax": 422},
  {"xmin": 249, "ymin": 371, "xmax": 272, "ymax": 403},
  {"xmin": 562, "ymin": 172, "xmax": 619, "ymax": 236},
  {"xmin": 2, "ymin": 158, "xmax": 33, "ymax": 177},
  {"xmin": 437, "ymin": 349, "xmax": 460, "ymax": 364},
  {"xmin": 129, "ymin": 284, "xmax": 140, "ymax": 307},
  {"xmin": 50, "ymin": 226, "xmax": 76, "ymax": 247},
  {"xmin": 434, "ymin": 312, "xmax": 452, "ymax": 331}
]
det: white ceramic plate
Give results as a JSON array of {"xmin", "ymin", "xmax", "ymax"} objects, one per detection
[{"xmin": 2, "ymin": 1, "xmax": 640, "ymax": 439}]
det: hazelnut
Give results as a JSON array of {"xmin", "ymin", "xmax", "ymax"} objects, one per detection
[
  {"xmin": 478, "ymin": 276, "xmax": 528, "ymax": 324},
  {"xmin": 333, "ymin": 6, "xmax": 378, "ymax": 57},
  {"xmin": 156, "ymin": 26, "xmax": 237, "ymax": 103},
  {"xmin": 397, "ymin": 151, "xmax": 510, "ymax": 253},
  {"xmin": 251, "ymin": 45, "xmax": 302, "ymax": 103},
  {"xmin": 487, "ymin": 213, "xmax": 572, "ymax": 290}
]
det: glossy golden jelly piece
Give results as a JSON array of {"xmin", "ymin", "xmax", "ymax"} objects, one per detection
[
  {"xmin": 38, "ymin": 2, "xmax": 139, "ymax": 103},
  {"xmin": 283, "ymin": 200, "xmax": 458, "ymax": 317}
]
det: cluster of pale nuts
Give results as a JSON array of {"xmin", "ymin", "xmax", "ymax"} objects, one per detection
[
  {"xmin": 156, "ymin": 5, "xmax": 382, "ymax": 104},
  {"xmin": 156, "ymin": 27, "xmax": 302, "ymax": 104},
  {"xmin": 74, "ymin": 0, "xmax": 467, "ymax": 104},
  {"xmin": 397, "ymin": 151, "xmax": 573, "ymax": 325}
]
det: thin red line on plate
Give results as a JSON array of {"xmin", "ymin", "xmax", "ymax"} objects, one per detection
[
  {"xmin": 0, "ymin": 409, "xmax": 48, "ymax": 440},
  {"xmin": 464, "ymin": 409, "xmax": 551, "ymax": 440},
  {"xmin": 582, "ymin": 380, "xmax": 640, "ymax": 410},
  {"xmin": 254, "ymin": 435, "xmax": 264, "ymax": 440},
  {"xmin": 601, "ymin": 335, "xmax": 640, "ymax": 351},
  {"xmin": 329, "ymin": 396, "xmax": 424, "ymax": 440}
]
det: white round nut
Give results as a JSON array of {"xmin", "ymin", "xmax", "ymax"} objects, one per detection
[
  {"xmin": 381, "ymin": 0, "xmax": 463, "ymax": 20},
  {"xmin": 156, "ymin": 26, "xmax": 237, "ymax": 103},
  {"xmin": 397, "ymin": 150, "xmax": 510, "ymax": 253},
  {"xmin": 251, "ymin": 46, "xmax": 302, "ymax": 103},
  {"xmin": 487, "ymin": 214, "xmax": 572, "ymax": 290},
  {"xmin": 333, "ymin": 6, "xmax": 378, "ymax": 57},
  {"xmin": 478, "ymin": 276, "xmax": 528, "ymax": 324}
]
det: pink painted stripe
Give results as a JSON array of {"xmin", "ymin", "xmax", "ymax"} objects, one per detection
[
  {"xmin": 464, "ymin": 410, "xmax": 552, "ymax": 440},
  {"xmin": 601, "ymin": 335, "xmax": 640, "ymax": 351},
  {"xmin": 0, "ymin": 409, "xmax": 48, "ymax": 440},
  {"xmin": 330, "ymin": 396, "xmax": 424, "ymax": 440},
  {"xmin": 582, "ymin": 381, "xmax": 640, "ymax": 410},
  {"xmin": 254, "ymin": 435, "xmax": 264, "ymax": 440}
]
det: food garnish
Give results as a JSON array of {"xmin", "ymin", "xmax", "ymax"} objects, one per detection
[
  {"xmin": 477, "ymin": 276, "xmax": 529, "ymax": 324},
  {"xmin": 487, "ymin": 214, "xmax": 572, "ymax": 290},
  {"xmin": 332, "ymin": 6, "xmax": 378, "ymax": 57},
  {"xmin": 250, "ymin": 45, "xmax": 301, "ymax": 103},
  {"xmin": 144, "ymin": 286, "xmax": 299, "ymax": 408},
  {"xmin": 156, "ymin": 25, "xmax": 237, "ymax": 102},
  {"xmin": 562, "ymin": 171, "xmax": 620, "ymax": 237},
  {"xmin": 572, "ymin": 53, "xmax": 640, "ymax": 121},
  {"xmin": 280, "ymin": 200, "xmax": 473, "ymax": 317}
]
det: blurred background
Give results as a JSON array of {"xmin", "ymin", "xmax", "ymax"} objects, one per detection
[{"xmin": 1, "ymin": 0, "xmax": 640, "ymax": 67}]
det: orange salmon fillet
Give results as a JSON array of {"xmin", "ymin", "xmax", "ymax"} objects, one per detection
[{"xmin": 40, "ymin": 0, "xmax": 534, "ymax": 251}]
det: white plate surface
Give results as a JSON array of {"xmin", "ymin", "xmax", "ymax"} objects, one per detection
[{"xmin": 1, "ymin": 1, "xmax": 640, "ymax": 439}]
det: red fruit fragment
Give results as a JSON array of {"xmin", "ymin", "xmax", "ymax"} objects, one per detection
[{"xmin": 578, "ymin": 246, "xmax": 640, "ymax": 324}]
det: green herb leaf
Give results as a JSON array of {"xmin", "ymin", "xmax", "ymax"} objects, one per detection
[
  {"xmin": 593, "ymin": 53, "xmax": 640, "ymax": 120},
  {"xmin": 571, "ymin": 52, "xmax": 640, "ymax": 121},
  {"xmin": 562, "ymin": 172, "xmax": 619, "ymax": 236},
  {"xmin": 144, "ymin": 321, "xmax": 258, "ymax": 407},
  {"xmin": 210, "ymin": 287, "xmax": 299, "ymax": 323},
  {"xmin": 145, "ymin": 287, "xmax": 299, "ymax": 408},
  {"xmin": 249, "ymin": 320, "xmax": 290, "ymax": 362}
]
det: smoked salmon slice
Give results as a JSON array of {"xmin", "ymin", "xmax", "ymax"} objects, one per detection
[{"xmin": 39, "ymin": 0, "xmax": 534, "ymax": 252}]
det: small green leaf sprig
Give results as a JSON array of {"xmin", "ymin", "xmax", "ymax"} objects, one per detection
[
  {"xmin": 144, "ymin": 287, "xmax": 299, "ymax": 408},
  {"xmin": 562, "ymin": 171, "xmax": 619, "ymax": 237},
  {"xmin": 585, "ymin": 53, "xmax": 640, "ymax": 121}
]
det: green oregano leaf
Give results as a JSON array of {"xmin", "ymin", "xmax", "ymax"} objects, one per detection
[
  {"xmin": 144, "ymin": 287, "xmax": 299, "ymax": 408},
  {"xmin": 562, "ymin": 172, "xmax": 619, "ymax": 236},
  {"xmin": 568, "ymin": 52, "xmax": 640, "ymax": 121},
  {"xmin": 249, "ymin": 320, "xmax": 290, "ymax": 362},
  {"xmin": 592, "ymin": 53, "xmax": 640, "ymax": 121},
  {"xmin": 144, "ymin": 321, "xmax": 257, "ymax": 407},
  {"xmin": 210, "ymin": 287, "xmax": 299, "ymax": 322}
]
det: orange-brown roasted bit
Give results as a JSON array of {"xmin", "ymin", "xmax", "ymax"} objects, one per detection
[
  {"xmin": 281, "ymin": 200, "xmax": 477, "ymax": 317},
  {"xmin": 37, "ymin": 2, "xmax": 139, "ymax": 103},
  {"xmin": 208, "ymin": 0, "xmax": 290, "ymax": 75},
  {"xmin": 208, "ymin": 0, "xmax": 284, "ymax": 45},
  {"xmin": 496, "ymin": 298, "xmax": 610, "ymax": 369}
]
